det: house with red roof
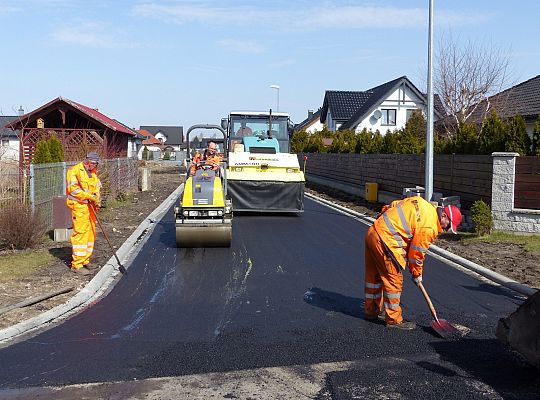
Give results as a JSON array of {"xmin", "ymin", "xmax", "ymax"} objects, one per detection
[
  {"xmin": 137, "ymin": 129, "xmax": 164, "ymax": 159},
  {"xmin": 4, "ymin": 97, "xmax": 140, "ymax": 168}
]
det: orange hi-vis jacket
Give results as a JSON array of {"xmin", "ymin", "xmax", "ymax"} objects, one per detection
[
  {"xmin": 66, "ymin": 162, "xmax": 101, "ymax": 206},
  {"xmin": 66, "ymin": 162, "xmax": 101, "ymax": 269},
  {"xmin": 373, "ymin": 196, "xmax": 442, "ymax": 278},
  {"xmin": 191, "ymin": 151, "xmax": 222, "ymax": 174}
]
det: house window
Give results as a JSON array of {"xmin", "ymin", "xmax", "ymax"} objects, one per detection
[
  {"xmin": 1, "ymin": 139, "xmax": 9, "ymax": 147},
  {"xmin": 381, "ymin": 109, "xmax": 396, "ymax": 126},
  {"xmin": 406, "ymin": 109, "xmax": 421, "ymax": 122}
]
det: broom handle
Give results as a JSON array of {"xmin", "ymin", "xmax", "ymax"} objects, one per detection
[{"xmin": 417, "ymin": 281, "xmax": 440, "ymax": 323}]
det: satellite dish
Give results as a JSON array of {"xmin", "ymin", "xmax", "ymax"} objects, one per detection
[{"xmin": 372, "ymin": 110, "xmax": 382, "ymax": 120}]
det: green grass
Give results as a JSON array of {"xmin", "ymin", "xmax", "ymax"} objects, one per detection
[
  {"xmin": 463, "ymin": 231, "xmax": 540, "ymax": 254},
  {"xmin": 0, "ymin": 250, "xmax": 55, "ymax": 283}
]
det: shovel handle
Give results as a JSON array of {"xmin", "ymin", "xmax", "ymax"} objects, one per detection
[
  {"xmin": 417, "ymin": 281, "xmax": 440, "ymax": 323},
  {"xmin": 89, "ymin": 203, "xmax": 128, "ymax": 275}
]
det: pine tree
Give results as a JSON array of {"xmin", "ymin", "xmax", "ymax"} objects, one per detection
[
  {"xmin": 369, "ymin": 131, "xmax": 384, "ymax": 154},
  {"xmin": 33, "ymin": 139, "xmax": 52, "ymax": 164},
  {"xmin": 478, "ymin": 111, "xmax": 506, "ymax": 154},
  {"xmin": 355, "ymin": 128, "xmax": 371, "ymax": 154},
  {"xmin": 47, "ymin": 135, "xmax": 64, "ymax": 162},
  {"xmin": 404, "ymin": 110, "xmax": 426, "ymax": 140},
  {"xmin": 453, "ymin": 122, "xmax": 479, "ymax": 154},
  {"xmin": 531, "ymin": 115, "xmax": 540, "ymax": 156},
  {"xmin": 142, "ymin": 146, "xmax": 149, "ymax": 160},
  {"xmin": 434, "ymin": 132, "xmax": 452, "ymax": 154},
  {"xmin": 382, "ymin": 130, "xmax": 399, "ymax": 154},
  {"xmin": 291, "ymin": 130, "xmax": 309, "ymax": 153},
  {"xmin": 306, "ymin": 134, "xmax": 326, "ymax": 153},
  {"xmin": 505, "ymin": 115, "xmax": 530, "ymax": 155}
]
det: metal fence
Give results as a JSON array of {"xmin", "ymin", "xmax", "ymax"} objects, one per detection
[
  {"xmin": 0, "ymin": 158, "xmax": 139, "ymax": 231},
  {"xmin": 0, "ymin": 162, "xmax": 24, "ymax": 211}
]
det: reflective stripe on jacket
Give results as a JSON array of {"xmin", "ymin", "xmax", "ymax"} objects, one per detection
[
  {"xmin": 373, "ymin": 196, "xmax": 442, "ymax": 278},
  {"xmin": 66, "ymin": 162, "xmax": 101, "ymax": 206}
]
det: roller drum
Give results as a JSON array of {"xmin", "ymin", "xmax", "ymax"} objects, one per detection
[{"xmin": 175, "ymin": 223, "xmax": 232, "ymax": 247}]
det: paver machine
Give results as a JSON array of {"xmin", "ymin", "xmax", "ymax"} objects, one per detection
[
  {"xmin": 221, "ymin": 110, "xmax": 305, "ymax": 213},
  {"xmin": 174, "ymin": 124, "xmax": 232, "ymax": 247}
]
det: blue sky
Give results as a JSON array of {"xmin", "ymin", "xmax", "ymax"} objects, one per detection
[{"xmin": 1, "ymin": 0, "xmax": 539, "ymax": 132}]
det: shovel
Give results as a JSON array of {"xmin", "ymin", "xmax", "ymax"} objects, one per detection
[
  {"xmin": 417, "ymin": 281, "xmax": 461, "ymax": 339},
  {"xmin": 90, "ymin": 203, "xmax": 128, "ymax": 275}
]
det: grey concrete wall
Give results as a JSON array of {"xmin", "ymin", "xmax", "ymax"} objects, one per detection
[{"xmin": 491, "ymin": 152, "xmax": 540, "ymax": 234}]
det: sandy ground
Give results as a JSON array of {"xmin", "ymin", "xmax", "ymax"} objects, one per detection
[{"xmin": 0, "ymin": 169, "xmax": 538, "ymax": 331}]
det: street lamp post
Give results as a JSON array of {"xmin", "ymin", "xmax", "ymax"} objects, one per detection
[
  {"xmin": 425, "ymin": 0, "xmax": 434, "ymax": 202},
  {"xmin": 269, "ymin": 84, "xmax": 280, "ymax": 112}
]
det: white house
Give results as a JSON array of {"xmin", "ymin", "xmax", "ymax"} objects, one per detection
[
  {"xmin": 295, "ymin": 109, "xmax": 324, "ymax": 134},
  {"xmin": 320, "ymin": 76, "xmax": 444, "ymax": 133},
  {"xmin": 0, "ymin": 116, "xmax": 20, "ymax": 162},
  {"xmin": 140, "ymin": 126, "xmax": 183, "ymax": 157}
]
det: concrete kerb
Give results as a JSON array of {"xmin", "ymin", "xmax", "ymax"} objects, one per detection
[
  {"xmin": 0, "ymin": 184, "xmax": 184, "ymax": 344},
  {"xmin": 305, "ymin": 192, "xmax": 538, "ymax": 298}
]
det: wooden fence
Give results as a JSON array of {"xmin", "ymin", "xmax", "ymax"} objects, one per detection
[
  {"xmin": 300, "ymin": 153, "xmax": 493, "ymax": 209},
  {"xmin": 515, "ymin": 156, "xmax": 540, "ymax": 210}
]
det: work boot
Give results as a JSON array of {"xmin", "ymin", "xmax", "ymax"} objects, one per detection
[
  {"xmin": 365, "ymin": 311, "xmax": 386, "ymax": 321},
  {"xmin": 386, "ymin": 320, "xmax": 416, "ymax": 330},
  {"xmin": 71, "ymin": 267, "xmax": 92, "ymax": 276}
]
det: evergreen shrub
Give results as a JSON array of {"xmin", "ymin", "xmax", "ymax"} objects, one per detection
[{"xmin": 470, "ymin": 200, "xmax": 493, "ymax": 236}]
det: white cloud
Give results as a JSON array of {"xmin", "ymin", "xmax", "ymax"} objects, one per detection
[
  {"xmin": 0, "ymin": 0, "xmax": 78, "ymax": 13},
  {"xmin": 0, "ymin": 5, "xmax": 20, "ymax": 13},
  {"xmin": 217, "ymin": 38, "xmax": 264, "ymax": 54},
  {"xmin": 51, "ymin": 22, "xmax": 138, "ymax": 49},
  {"xmin": 132, "ymin": 2, "xmax": 267, "ymax": 26},
  {"xmin": 132, "ymin": 2, "xmax": 485, "ymax": 31}
]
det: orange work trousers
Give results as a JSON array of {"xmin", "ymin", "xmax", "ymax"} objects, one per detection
[
  {"xmin": 364, "ymin": 226, "xmax": 404, "ymax": 324},
  {"xmin": 69, "ymin": 203, "xmax": 96, "ymax": 269}
]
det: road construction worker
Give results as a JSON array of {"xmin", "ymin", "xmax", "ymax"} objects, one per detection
[
  {"xmin": 364, "ymin": 196, "xmax": 462, "ymax": 330},
  {"xmin": 190, "ymin": 141, "xmax": 222, "ymax": 175},
  {"xmin": 66, "ymin": 152, "xmax": 102, "ymax": 275}
]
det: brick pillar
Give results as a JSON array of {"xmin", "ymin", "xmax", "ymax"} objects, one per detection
[{"xmin": 491, "ymin": 152, "xmax": 519, "ymax": 231}]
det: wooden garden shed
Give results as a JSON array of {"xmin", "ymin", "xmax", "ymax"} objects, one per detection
[{"xmin": 5, "ymin": 97, "xmax": 136, "ymax": 169}]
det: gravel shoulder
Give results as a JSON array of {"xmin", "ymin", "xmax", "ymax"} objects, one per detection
[{"xmin": 0, "ymin": 172, "xmax": 537, "ymax": 332}]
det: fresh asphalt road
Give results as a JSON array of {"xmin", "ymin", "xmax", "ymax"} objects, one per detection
[{"xmin": 0, "ymin": 197, "xmax": 539, "ymax": 399}]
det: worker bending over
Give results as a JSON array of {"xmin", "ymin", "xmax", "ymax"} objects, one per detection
[
  {"xmin": 66, "ymin": 152, "xmax": 102, "ymax": 275},
  {"xmin": 364, "ymin": 196, "xmax": 462, "ymax": 330}
]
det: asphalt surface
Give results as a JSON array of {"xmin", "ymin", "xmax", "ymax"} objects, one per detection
[{"xmin": 0, "ymin": 197, "xmax": 539, "ymax": 399}]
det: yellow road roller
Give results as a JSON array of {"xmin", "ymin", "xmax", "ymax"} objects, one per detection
[{"xmin": 175, "ymin": 124, "xmax": 232, "ymax": 247}]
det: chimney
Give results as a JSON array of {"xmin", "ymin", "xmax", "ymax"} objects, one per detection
[
  {"xmin": 308, "ymin": 109, "xmax": 314, "ymax": 119},
  {"xmin": 18, "ymin": 105, "xmax": 24, "ymax": 116}
]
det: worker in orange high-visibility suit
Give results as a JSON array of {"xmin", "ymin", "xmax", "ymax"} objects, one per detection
[
  {"xmin": 66, "ymin": 152, "xmax": 102, "ymax": 275},
  {"xmin": 190, "ymin": 141, "xmax": 222, "ymax": 175},
  {"xmin": 364, "ymin": 196, "xmax": 462, "ymax": 330}
]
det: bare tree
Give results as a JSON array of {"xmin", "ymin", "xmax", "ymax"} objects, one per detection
[{"xmin": 435, "ymin": 33, "xmax": 511, "ymax": 133}]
